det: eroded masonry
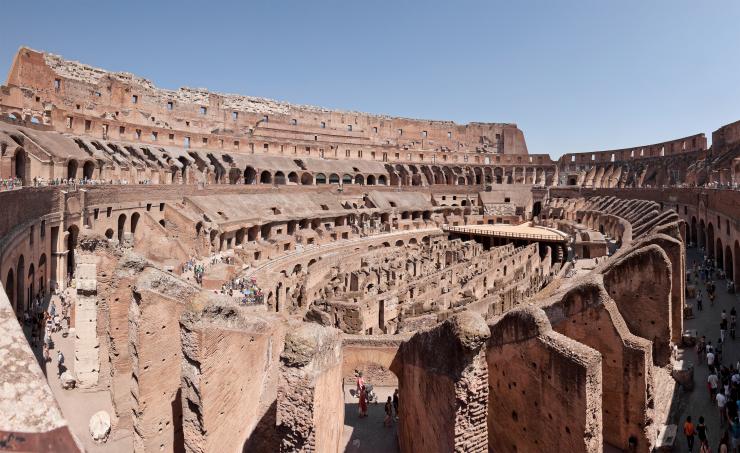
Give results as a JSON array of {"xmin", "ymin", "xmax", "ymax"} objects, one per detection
[{"xmin": 1, "ymin": 47, "xmax": 739, "ymax": 453}]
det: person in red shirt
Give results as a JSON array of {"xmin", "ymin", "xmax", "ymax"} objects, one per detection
[{"xmin": 684, "ymin": 416, "xmax": 695, "ymax": 451}]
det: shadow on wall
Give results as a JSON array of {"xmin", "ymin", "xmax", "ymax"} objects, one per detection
[{"xmin": 242, "ymin": 401, "xmax": 278, "ymax": 452}]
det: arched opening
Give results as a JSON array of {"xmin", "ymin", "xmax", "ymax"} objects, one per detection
[
  {"xmin": 707, "ymin": 223, "xmax": 715, "ymax": 258},
  {"xmin": 83, "ymin": 160, "xmax": 95, "ymax": 180},
  {"xmin": 274, "ymin": 171, "xmax": 286, "ymax": 185},
  {"xmin": 699, "ymin": 220, "xmax": 706, "ymax": 250},
  {"xmin": 260, "ymin": 171, "xmax": 272, "ymax": 184},
  {"xmin": 131, "ymin": 212, "xmax": 141, "ymax": 236},
  {"xmin": 67, "ymin": 225, "xmax": 79, "ymax": 282},
  {"xmin": 315, "ymin": 173, "xmax": 327, "ymax": 184},
  {"xmin": 105, "ymin": 228, "xmax": 114, "ymax": 239},
  {"xmin": 67, "ymin": 159, "xmax": 79, "ymax": 180},
  {"xmin": 378, "ymin": 175, "xmax": 387, "ymax": 185},
  {"xmin": 5, "ymin": 269, "xmax": 15, "ymax": 311},
  {"xmin": 395, "ymin": 240, "xmax": 404, "ymax": 246},
  {"xmin": 16, "ymin": 255, "xmax": 25, "ymax": 312},
  {"xmin": 159, "ymin": 219, "xmax": 166, "ymax": 228},
  {"xmin": 13, "ymin": 149, "xmax": 26, "ymax": 184},
  {"xmin": 244, "ymin": 166, "xmax": 257, "ymax": 184},
  {"xmin": 725, "ymin": 245, "xmax": 733, "ymax": 281},
  {"xmin": 690, "ymin": 216, "xmax": 697, "ymax": 245},
  {"xmin": 735, "ymin": 241, "xmax": 740, "ymax": 286},
  {"xmin": 717, "ymin": 237, "xmax": 724, "ymax": 270},
  {"xmin": 27, "ymin": 264, "xmax": 35, "ymax": 307},
  {"xmin": 301, "ymin": 173, "xmax": 313, "ymax": 185},
  {"xmin": 117, "ymin": 214, "xmax": 127, "ymax": 242},
  {"xmin": 288, "ymin": 172, "xmax": 299, "ymax": 184},
  {"xmin": 248, "ymin": 226, "xmax": 259, "ymax": 242},
  {"xmin": 38, "ymin": 254, "xmax": 47, "ymax": 294},
  {"xmin": 532, "ymin": 201, "xmax": 542, "ymax": 218},
  {"xmin": 343, "ymin": 174, "xmax": 353, "ymax": 185},
  {"xmin": 354, "ymin": 174, "xmax": 365, "ymax": 185},
  {"xmin": 367, "ymin": 175, "xmax": 376, "ymax": 185},
  {"xmin": 329, "ymin": 173, "xmax": 340, "ymax": 184},
  {"xmin": 261, "ymin": 224, "xmax": 272, "ymax": 240},
  {"xmin": 195, "ymin": 222, "xmax": 203, "ymax": 236}
]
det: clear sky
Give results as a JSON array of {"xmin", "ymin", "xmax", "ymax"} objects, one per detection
[{"xmin": 2, "ymin": 0, "xmax": 740, "ymax": 157}]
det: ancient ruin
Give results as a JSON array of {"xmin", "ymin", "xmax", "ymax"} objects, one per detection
[{"xmin": 1, "ymin": 47, "xmax": 739, "ymax": 452}]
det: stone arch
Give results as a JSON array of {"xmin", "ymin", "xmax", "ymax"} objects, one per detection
[
  {"xmin": 260, "ymin": 170, "xmax": 272, "ymax": 184},
  {"xmin": 367, "ymin": 175, "xmax": 377, "ymax": 185},
  {"xmin": 329, "ymin": 173, "xmax": 340, "ymax": 184},
  {"xmin": 27, "ymin": 263, "xmax": 35, "ymax": 305},
  {"xmin": 707, "ymin": 223, "xmax": 715, "ymax": 258},
  {"xmin": 16, "ymin": 255, "xmax": 25, "ymax": 312},
  {"xmin": 131, "ymin": 212, "xmax": 141, "ymax": 235},
  {"xmin": 274, "ymin": 171, "xmax": 286, "ymax": 185},
  {"xmin": 37, "ymin": 253, "xmax": 47, "ymax": 293},
  {"xmin": 717, "ymin": 237, "xmax": 724, "ymax": 270},
  {"xmin": 117, "ymin": 213, "xmax": 127, "ymax": 242},
  {"xmin": 67, "ymin": 225, "xmax": 79, "ymax": 281},
  {"xmin": 5, "ymin": 268, "xmax": 15, "ymax": 310},
  {"xmin": 105, "ymin": 228, "xmax": 114, "ymax": 239},
  {"xmin": 378, "ymin": 175, "xmax": 387, "ymax": 185},
  {"xmin": 12, "ymin": 148, "xmax": 27, "ymax": 184},
  {"xmin": 735, "ymin": 241, "xmax": 740, "ymax": 285},
  {"xmin": 288, "ymin": 172, "xmax": 299, "ymax": 184},
  {"xmin": 301, "ymin": 173, "xmax": 313, "ymax": 185},
  {"xmin": 342, "ymin": 174, "xmax": 353, "ymax": 185},
  {"xmin": 83, "ymin": 160, "xmax": 95, "ymax": 180},
  {"xmin": 725, "ymin": 244, "xmax": 733, "ymax": 281},
  {"xmin": 244, "ymin": 166, "xmax": 257, "ymax": 184},
  {"xmin": 67, "ymin": 159, "xmax": 79, "ymax": 180},
  {"xmin": 690, "ymin": 216, "xmax": 697, "ymax": 245},
  {"xmin": 315, "ymin": 173, "xmax": 327, "ymax": 184},
  {"xmin": 699, "ymin": 219, "xmax": 706, "ymax": 249},
  {"xmin": 354, "ymin": 174, "xmax": 364, "ymax": 185}
]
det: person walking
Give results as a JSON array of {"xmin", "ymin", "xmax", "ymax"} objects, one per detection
[
  {"xmin": 56, "ymin": 350, "xmax": 65, "ymax": 376},
  {"xmin": 358, "ymin": 386, "xmax": 368, "ymax": 418},
  {"xmin": 384, "ymin": 396, "xmax": 393, "ymax": 427},
  {"xmin": 393, "ymin": 388, "xmax": 399, "ymax": 420},
  {"xmin": 697, "ymin": 416, "xmax": 709, "ymax": 447},
  {"xmin": 718, "ymin": 392, "xmax": 728, "ymax": 427},
  {"xmin": 684, "ymin": 416, "xmax": 696, "ymax": 451}
]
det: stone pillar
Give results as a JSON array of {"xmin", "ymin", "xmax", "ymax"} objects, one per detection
[
  {"xmin": 276, "ymin": 323, "xmax": 343, "ymax": 453},
  {"xmin": 74, "ymin": 254, "xmax": 99, "ymax": 387},
  {"xmin": 391, "ymin": 311, "xmax": 490, "ymax": 453}
]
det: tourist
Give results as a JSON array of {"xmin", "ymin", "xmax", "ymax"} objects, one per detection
[
  {"xmin": 719, "ymin": 430, "xmax": 730, "ymax": 453},
  {"xmin": 685, "ymin": 416, "xmax": 696, "ymax": 451},
  {"xmin": 697, "ymin": 417, "xmax": 709, "ymax": 447},
  {"xmin": 393, "ymin": 388, "xmax": 399, "ymax": 419},
  {"xmin": 719, "ymin": 391, "xmax": 728, "ymax": 427},
  {"xmin": 358, "ymin": 386, "xmax": 368, "ymax": 418},
  {"xmin": 698, "ymin": 295, "xmax": 704, "ymax": 312},
  {"xmin": 384, "ymin": 396, "xmax": 393, "ymax": 427},
  {"xmin": 356, "ymin": 371, "xmax": 365, "ymax": 396},
  {"xmin": 722, "ymin": 317, "xmax": 729, "ymax": 343},
  {"xmin": 56, "ymin": 350, "xmax": 65, "ymax": 376},
  {"xmin": 709, "ymin": 346, "xmax": 717, "ymax": 371},
  {"xmin": 710, "ymin": 371, "xmax": 720, "ymax": 399},
  {"xmin": 731, "ymin": 418, "xmax": 740, "ymax": 453}
]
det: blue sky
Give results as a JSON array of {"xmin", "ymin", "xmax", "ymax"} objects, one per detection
[{"xmin": 2, "ymin": 0, "xmax": 740, "ymax": 157}]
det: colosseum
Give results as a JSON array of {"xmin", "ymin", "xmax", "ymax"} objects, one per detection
[{"xmin": 0, "ymin": 47, "xmax": 738, "ymax": 453}]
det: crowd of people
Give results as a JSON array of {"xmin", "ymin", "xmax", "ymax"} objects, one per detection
[
  {"xmin": 182, "ymin": 254, "xmax": 264, "ymax": 305},
  {"xmin": 0, "ymin": 177, "xmax": 22, "ymax": 191},
  {"xmin": 684, "ymin": 253, "xmax": 740, "ymax": 452},
  {"xmin": 20, "ymin": 288, "xmax": 72, "ymax": 376}
]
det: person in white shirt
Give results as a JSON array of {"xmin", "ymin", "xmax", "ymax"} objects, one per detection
[
  {"xmin": 707, "ymin": 351, "xmax": 716, "ymax": 369},
  {"xmin": 717, "ymin": 392, "xmax": 728, "ymax": 427},
  {"xmin": 708, "ymin": 372, "xmax": 720, "ymax": 399}
]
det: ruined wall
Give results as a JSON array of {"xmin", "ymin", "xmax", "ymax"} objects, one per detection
[
  {"xmin": 542, "ymin": 279, "xmax": 655, "ymax": 451},
  {"xmin": 487, "ymin": 307, "xmax": 603, "ymax": 453},
  {"xmin": 276, "ymin": 323, "xmax": 344, "ymax": 453},
  {"xmin": 602, "ymin": 244, "xmax": 673, "ymax": 366},
  {"xmin": 391, "ymin": 312, "xmax": 490, "ymax": 453},
  {"xmin": 129, "ymin": 267, "xmax": 199, "ymax": 453},
  {"xmin": 180, "ymin": 305, "xmax": 286, "ymax": 453}
]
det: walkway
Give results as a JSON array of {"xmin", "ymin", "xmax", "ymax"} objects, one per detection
[
  {"xmin": 342, "ymin": 385, "xmax": 399, "ymax": 453},
  {"xmin": 29, "ymin": 290, "xmax": 132, "ymax": 452},
  {"xmin": 676, "ymin": 245, "xmax": 739, "ymax": 452}
]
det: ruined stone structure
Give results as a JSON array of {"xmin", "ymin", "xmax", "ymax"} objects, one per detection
[{"xmin": 1, "ymin": 47, "xmax": 739, "ymax": 453}]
